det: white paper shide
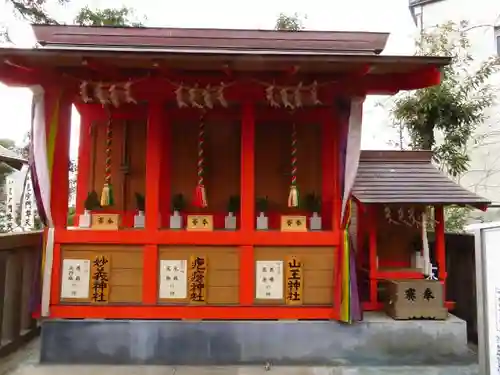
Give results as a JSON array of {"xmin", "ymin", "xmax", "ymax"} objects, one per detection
[
  {"xmin": 60, "ymin": 259, "xmax": 91, "ymax": 299},
  {"xmin": 159, "ymin": 260, "xmax": 187, "ymax": 299},
  {"xmin": 256, "ymin": 260, "xmax": 283, "ymax": 299}
]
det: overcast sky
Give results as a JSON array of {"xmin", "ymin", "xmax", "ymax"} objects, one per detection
[{"xmin": 0, "ymin": 0, "xmax": 419, "ymax": 156}]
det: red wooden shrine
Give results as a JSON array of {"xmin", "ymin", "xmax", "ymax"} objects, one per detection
[{"xmin": 0, "ymin": 25, "xmax": 487, "ymax": 323}]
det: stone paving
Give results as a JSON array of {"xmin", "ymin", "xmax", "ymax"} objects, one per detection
[{"xmin": 0, "ymin": 339, "xmax": 480, "ymax": 375}]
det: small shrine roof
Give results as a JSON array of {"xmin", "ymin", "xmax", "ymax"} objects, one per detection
[
  {"xmin": 0, "ymin": 25, "xmax": 450, "ymax": 93},
  {"xmin": 353, "ymin": 150, "xmax": 490, "ymax": 208},
  {"xmin": 0, "ymin": 145, "xmax": 26, "ymax": 170},
  {"xmin": 32, "ymin": 25, "xmax": 390, "ymax": 55}
]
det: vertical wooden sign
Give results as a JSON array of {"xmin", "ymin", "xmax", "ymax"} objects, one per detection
[
  {"xmin": 286, "ymin": 256, "xmax": 303, "ymax": 305},
  {"xmin": 91, "ymin": 254, "xmax": 111, "ymax": 304},
  {"xmin": 188, "ymin": 255, "xmax": 207, "ymax": 304}
]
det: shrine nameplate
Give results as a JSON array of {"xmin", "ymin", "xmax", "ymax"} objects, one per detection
[
  {"xmin": 159, "ymin": 259, "xmax": 188, "ymax": 300},
  {"xmin": 60, "ymin": 259, "xmax": 91, "ymax": 301},
  {"xmin": 280, "ymin": 215, "xmax": 307, "ymax": 232},
  {"xmin": 285, "ymin": 256, "xmax": 303, "ymax": 305},
  {"xmin": 91, "ymin": 254, "xmax": 111, "ymax": 304},
  {"xmin": 188, "ymin": 255, "xmax": 207, "ymax": 304},
  {"xmin": 186, "ymin": 215, "xmax": 214, "ymax": 231},
  {"xmin": 91, "ymin": 213, "xmax": 120, "ymax": 230},
  {"xmin": 256, "ymin": 260, "xmax": 284, "ymax": 300}
]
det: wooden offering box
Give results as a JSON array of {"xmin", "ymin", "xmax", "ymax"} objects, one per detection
[{"xmin": 384, "ymin": 279, "xmax": 447, "ymax": 320}]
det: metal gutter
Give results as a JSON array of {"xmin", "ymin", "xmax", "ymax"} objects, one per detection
[{"xmin": 37, "ymin": 44, "xmax": 378, "ymax": 56}]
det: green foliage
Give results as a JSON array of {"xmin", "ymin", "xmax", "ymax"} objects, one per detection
[
  {"xmin": 74, "ymin": 6, "xmax": 145, "ymax": 27},
  {"xmin": 275, "ymin": 13, "xmax": 305, "ymax": 31},
  {"xmin": 303, "ymin": 192, "xmax": 321, "ymax": 213},
  {"xmin": 67, "ymin": 206, "xmax": 76, "ymax": 226},
  {"xmin": 391, "ymin": 21, "xmax": 498, "ymax": 177},
  {"xmin": 135, "ymin": 193, "xmax": 145, "ymax": 211},
  {"xmin": 84, "ymin": 191, "xmax": 101, "ymax": 211},
  {"xmin": 256, "ymin": 196, "xmax": 269, "ymax": 213},
  {"xmin": 7, "ymin": 0, "xmax": 68, "ymax": 25},
  {"xmin": 444, "ymin": 205, "xmax": 471, "ymax": 233},
  {"xmin": 227, "ymin": 195, "xmax": 240, "ymax": 213},
  {"xmin": 4, "ymin": 0, "xmax": 142, "ymax": 29},
  {"xmin": 171, "ymin": 193, "xmax": 186, "ymax": 212}
]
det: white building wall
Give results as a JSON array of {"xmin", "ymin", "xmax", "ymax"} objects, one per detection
[{"xmin": 412, "ymin": 0, "xmax": 500, "ymax": 205}]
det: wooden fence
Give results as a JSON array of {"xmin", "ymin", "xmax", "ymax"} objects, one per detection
[
  {"xmin": 0, "ymin": 231, "xmax": 42, "ymax": 356},
  {"xmin": 431, "ymin": 233, "xmax": 477, "ymax": 343}
]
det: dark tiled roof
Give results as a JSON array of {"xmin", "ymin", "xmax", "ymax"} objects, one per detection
[
  {"xmin": 0, "ymin": 146, "xmax": 26, "ymax": 170},
  {"xmin": 352, "ymin": 150, "xmax": 490, "ymax": 207}
]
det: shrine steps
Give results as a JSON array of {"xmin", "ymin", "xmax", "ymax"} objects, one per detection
[{"xmin": 38, "ymin": 312, "xmax": 475, "ymax": 368}]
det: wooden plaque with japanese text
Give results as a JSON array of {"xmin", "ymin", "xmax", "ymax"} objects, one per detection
[
  {"xmin": 188, "ymin": 255, "xmax": 208, "ymax": 304},
  {"xmin": 285, "ymin": 256, "xmax": 303, "ymax": 305},
  {"xmin": 91, "ymin": 254, "xmax": 111, "ymax": 304}
]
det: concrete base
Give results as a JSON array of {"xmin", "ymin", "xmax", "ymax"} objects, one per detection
[{"xmin": 39, "ymin": 313, "xmax": 475, "ymax": 366}]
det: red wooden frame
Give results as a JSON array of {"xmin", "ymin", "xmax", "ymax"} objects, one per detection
[
  {"xmin": 48, "ymin": 97, "xmax": 342, "ymax": 320},
  {"xmin": 357, "ymin": 203, "xmax": 452, "ymax": 312}
]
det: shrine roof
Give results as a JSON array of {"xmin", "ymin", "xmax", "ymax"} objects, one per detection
[
  {"xmin": 0, "ymin": 146, "xmax": 26, "ymax": 170},
  {"xmin": 353, "ymin": 150, "xmax": 490, "ymax": 208},
  {"xmin": 0, "ymin": 25, "xmax": 450, "ymax": 92},
  {"xmin": 32, "ymin": 25, "xmax": 390, "ymax": 55}
]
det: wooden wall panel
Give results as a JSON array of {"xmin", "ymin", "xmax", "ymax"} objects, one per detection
[
  {"xmin": 87, "ymin": 116, "xmax": 323, "ymax": 215},
  {"xmin": 255, "ymin": 122, "xmax": 322, "ymax": 210},
  {"xmin": 170, "ymin": 121, "xmax": 241, "ymax": 212},
  {"xmin": 254, "ymin": 247, "xmax": 334, "ymax": 305},
  {"xmin": 159, "ymin": 246, "xmax": 239, "ymax": 305},
  {"xmin": 375, "ymin": 205, "xmax": 423, "ymax": 268},
  {"xmin": 61, "ymin": 245, "xmax": 143, "ymax": 303}
]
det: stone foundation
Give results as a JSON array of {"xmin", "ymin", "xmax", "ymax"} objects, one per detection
[{"xmin": 40, "ymin": 313, "xmax": 474, "ymax": 365}]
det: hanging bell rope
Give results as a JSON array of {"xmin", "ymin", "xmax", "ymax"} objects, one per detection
[
  {"xmin": 194, "ymin": 115, "xmax": 208, "ymax": 208},
  {"xmin": 287, "ymin": 122, "xmax": 299, "ymax": 208},
  {"xmin": 100, "ymin": 112, "xmax": 114, "ymax": 207}
]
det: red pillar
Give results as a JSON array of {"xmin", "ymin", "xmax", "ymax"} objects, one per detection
[
  {"xmin": 239, "ymin": 100, "xmax": 255, "ymax": 305},
  {"xmin": 435, "ymin": 206, "xmax": 446, "ymax": 291},
  {"xmin": 368, "ymin": 205, "xmax": 378, "ymax": 308},
  {"xmin": 142, "ymin": 100, "xmax": 163, "ymax": 304}
]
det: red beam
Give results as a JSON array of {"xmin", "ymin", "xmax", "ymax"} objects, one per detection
[{"xmin": 50, "ymin": 305, "xmax": 338, "ymax": 320}]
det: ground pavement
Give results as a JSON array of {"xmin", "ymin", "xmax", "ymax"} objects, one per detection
[{"xmin": 0, "ymin": 339, "xmax": 479, "ymax": 375}]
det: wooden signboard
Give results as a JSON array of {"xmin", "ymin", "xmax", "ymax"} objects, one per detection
[
  {"xmin": 280, "ymin": 215, "xmax": 307, "ymax": 232},
  {"xmin": 285, "ymin": 256, "xmax": 303, "ymax": 305},
  {"xmin": 188, "ymin": 255, "xmax": 207, "ymax": 304},
  {"xmin": 91, "ymin": 214, "xmax": 120, "ymax": 230},
  {"xmin": 91, "ymin": 254, "xmax": 111, "ymax": 304},
  {"xmin": 186, "ymin": 215, "xmax": 214, "ymax": 231}
]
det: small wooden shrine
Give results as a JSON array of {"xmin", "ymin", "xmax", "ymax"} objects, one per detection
[{"xmin": 0, "ymin": 24, "xmax": 490, "ymax": 364}]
